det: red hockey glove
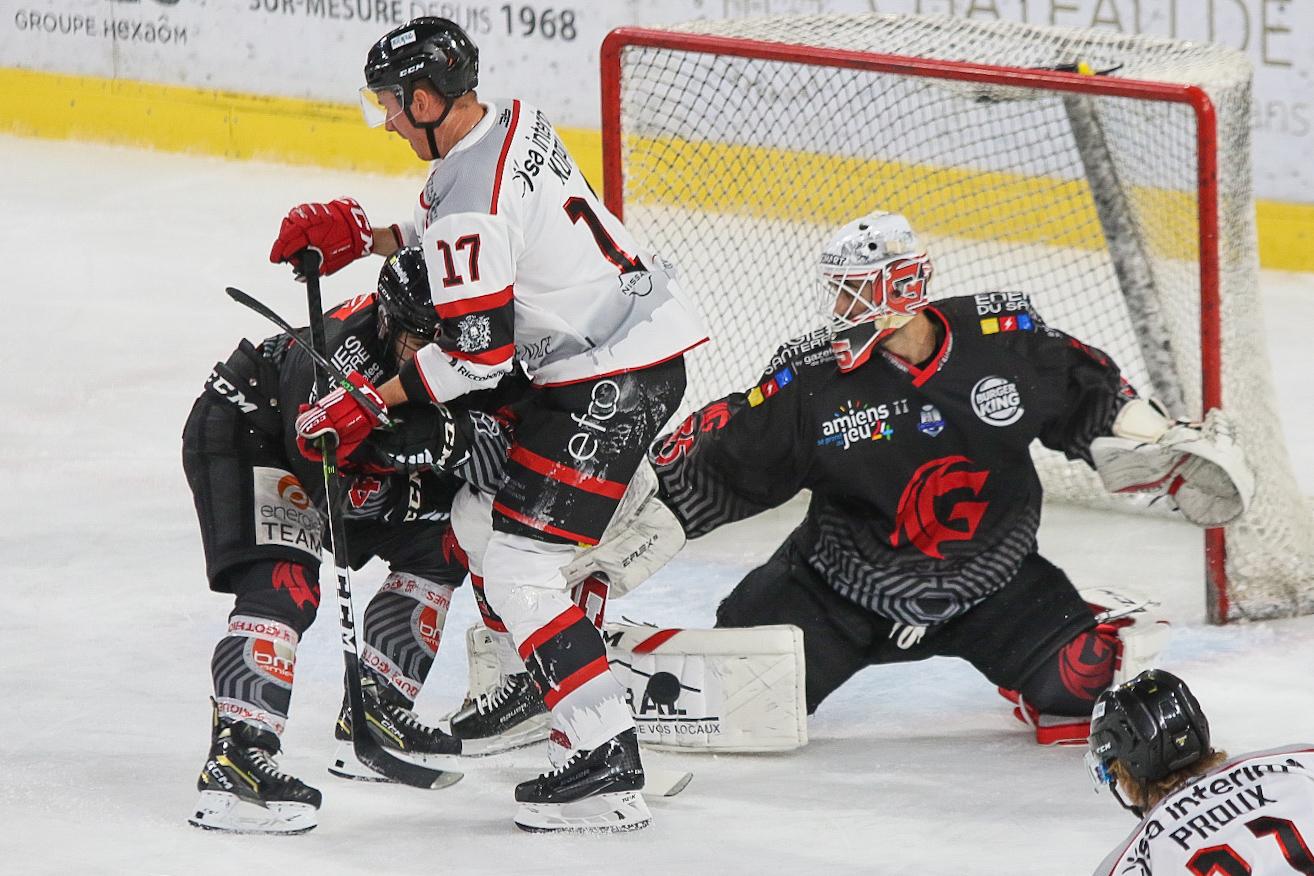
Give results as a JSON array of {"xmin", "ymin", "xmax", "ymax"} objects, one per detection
[
  {"xmin": 269, "ymin": 197, "xmax": 373, "ymax": 278},
  {"xmin": 294, "ymin": 373, "xmax": 387, "ymax": 462}
]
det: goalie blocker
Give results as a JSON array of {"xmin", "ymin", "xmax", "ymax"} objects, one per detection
[{"xmin": 462, "ymin": 621, "xmax": 808, "ymax": 753}]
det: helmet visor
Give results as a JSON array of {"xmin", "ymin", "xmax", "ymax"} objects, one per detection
[
  {"xmin": 359, "ymin": 85, "xmax": 406, "ymax": 128},
  {"xmin": 1084, "ymin": 749, "xmax": 1115, "ymax": 794}
]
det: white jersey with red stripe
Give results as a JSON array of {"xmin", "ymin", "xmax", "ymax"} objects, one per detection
[
  {"xmin": 396, "ymin": 99, "xmax": 707, "ymax": 402},
  {"xmin": 1094, "ymin": 744, "xmax": 1314, "ymax": 876}
]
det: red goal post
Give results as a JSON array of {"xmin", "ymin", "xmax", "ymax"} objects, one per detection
[{"xmin": 599, "ymin": 15, "xmax": 1311, "ymax": 623}]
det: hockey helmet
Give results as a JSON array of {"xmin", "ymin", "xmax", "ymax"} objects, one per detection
[
  {"xmin": 1086, "ymin": 669, "xmax": 1210, "ymax": 811},
  {"xmin": 818, "ymin": 211, "xmax": 932, "ymax": 372},
  {"xmin": 376, "ymin": 246, "xmax": 440, "ymax": 364},
  {"xmin": 360, "ymin": 17, "xmax": 479, "ymax": 128}
]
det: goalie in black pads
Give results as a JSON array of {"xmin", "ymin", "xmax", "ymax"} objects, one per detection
[
  {"xmin": 576, "ymin": 211, "xmax": 1253, "ymax": 745},
  {"xmin": 181, "ymin": 248, "xmax": 511, "ymax": 834}
]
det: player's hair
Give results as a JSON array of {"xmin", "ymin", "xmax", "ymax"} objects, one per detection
[{"xmin": 1110, "ymin": 748, "xmax": 1230, "ymax": 811}]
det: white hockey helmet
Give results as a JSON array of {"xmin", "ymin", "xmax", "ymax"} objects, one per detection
[{"xmin": 818, "ymin": 211, "xmax": 933, "ymax": 372}]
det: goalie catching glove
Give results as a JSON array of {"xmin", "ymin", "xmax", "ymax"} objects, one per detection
[
  {"xmin": 1090, "ymin": 398, "xmax": 1254, "ymax": 527},
  {"xmin": 562, "ymin": 463, "xmax": 686, "ymax": 599}
]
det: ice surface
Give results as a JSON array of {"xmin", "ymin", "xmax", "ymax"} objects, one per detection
[{"xmin": 0, "ymin": 136, "xmax": 1310, "ymax": 875}]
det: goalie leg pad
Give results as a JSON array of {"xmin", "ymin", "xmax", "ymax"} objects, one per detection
[{"xmin": 604, "ymin": 622, "xmax": 808, "ymax": 752}]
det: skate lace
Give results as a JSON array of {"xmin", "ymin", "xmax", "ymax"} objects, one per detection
[
  {"xmin": 247, "ymin": 748, "xmax": 296, "ymax": 784},
  {"xmin": 541, "ymin": 748, "xmax": 587, "ymax": 780},
  {"xmin": 382, "ymin": 700, "xmax": 430, "ymax": 735},
  {"xmin": 476, "ymin": 675, "xmax": 517, "ymax": 714}
]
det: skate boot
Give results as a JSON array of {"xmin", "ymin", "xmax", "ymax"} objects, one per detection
[
  {"xmin": 513, "ymin": 728, "xmax": 651, "ymax": 833},
  {"xmin": 329, "ymin": 680, "xmax": 463, "ymax": 785},
  {"xmin": 449, "ymin": 672, "xmax": 550, "ymax": 756},
  {"xmin": 188, "ymin": 713, "xmax": 321, "ymax": 835}
]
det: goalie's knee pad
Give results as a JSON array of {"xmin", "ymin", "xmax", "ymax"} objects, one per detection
[{"xmin": 1002, "ymin": 587, "xmax": 1170, "ymax": 745}]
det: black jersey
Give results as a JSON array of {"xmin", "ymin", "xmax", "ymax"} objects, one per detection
[
  {"xmin": 653, "ymin": 293, "xmax": 1134, "ymax": 627},
  {"xmin": 261, "ymin": 294, "xmax": 454, "ymax": 524}
]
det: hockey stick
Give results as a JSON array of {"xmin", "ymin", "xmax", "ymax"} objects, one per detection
[
  {"xmin": 225, "ymin": 286, "xmax": 394, "ymax": 428},
  {"xmin": 643, "ymin": 767, "xmax": 693, "ymax": 799},
  {"xmin": 295, "ymin": 251, "xmax": 458, "ymax": 790}
]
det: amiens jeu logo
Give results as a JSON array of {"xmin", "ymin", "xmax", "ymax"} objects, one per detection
[{"xmin": 817, "ymin": 399, "xmax": 894, "ymax": 450}]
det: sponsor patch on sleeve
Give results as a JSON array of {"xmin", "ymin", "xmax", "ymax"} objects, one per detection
[{"xmin": 980, "ymin": 313, "xmax": 1033, "ymax": 334}]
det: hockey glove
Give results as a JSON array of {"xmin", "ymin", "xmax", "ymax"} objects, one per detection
[
  {"xmin": 269, "ymin": 197, "xmax": 373, "ymax": 278},
  {"xmin": 563, "ymin": 463, "xmax": 687, "ymax": 599},
  {"xmin": 1090, "ymin": 399, "xmax": 1254, "ymax": 527},
  {"xmin": 371, "ymin": 404, "xmax": 470, "ymax": 474},
  {"xmin": 294, "ymin": 372, "xmax": 386, "ymax": 462}
]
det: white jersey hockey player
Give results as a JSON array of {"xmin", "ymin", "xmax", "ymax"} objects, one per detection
[
  {"xmin": 1088, "ymin": 669, "xmax": 1314, "ymax": 875},
  {"xmin": 268, "ymin": 16, "xmax": 707, "ymax": 833}
]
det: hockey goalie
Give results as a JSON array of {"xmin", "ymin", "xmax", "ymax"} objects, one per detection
[{"xmin": 450, "ymin": 210, "xmax": 1253, "ymax": 756}]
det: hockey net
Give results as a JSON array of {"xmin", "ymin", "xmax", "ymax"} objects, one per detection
[{"xmin": 601, "ymin": 14, "xmax": 1314, "ymax": 623}]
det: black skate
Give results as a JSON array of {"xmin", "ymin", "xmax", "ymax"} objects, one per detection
[
  {"xmin": 329, "ymin": 681, "xmax": 463, "ymax": 787},
  {"xmin": 449, "ymin": 672, "xmax": 550, "ymax": 756},
  {"xmin": 188, "ymin": 714, "xmax": 321, "ymax": 835},
  {"xmin": 513, "ymin": 729, "xmax": 651, "ymax": 833}
]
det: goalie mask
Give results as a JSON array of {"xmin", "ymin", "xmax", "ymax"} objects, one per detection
[
  {"xmin": 818, "ymin": 212, "xmax": 932, "ymax": 372},
  {"xmin": 376, "ymin": 246, "xmax": 440, "ymax": 368}
]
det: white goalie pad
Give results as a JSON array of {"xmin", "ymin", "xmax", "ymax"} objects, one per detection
[
  {"xmin": 1079, "ymin": 587, "xmax": 1172, "ymax": 685},
  {"xmin": 461, "ymin": 622, "xmax": 808, "ymax": 753},
  {"xmin": 603, "ymin": 622, "xmax": 807, "ymax": 752}
]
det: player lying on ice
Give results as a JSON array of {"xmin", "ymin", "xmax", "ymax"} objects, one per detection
[
  {"xmin": 564, "ymin": 210, "xmax": 1255, "ymax": 746},
  {"xmin": 1087, "ymin": 669, "xmax": 1314, "ymax": 875},
  {"xmin": 270, "ymin": 16, "xmax": 707, "ymax": 833},
  {"xmin": 183, "ymin": 249, "xmax": 518, "ymax": 834}
]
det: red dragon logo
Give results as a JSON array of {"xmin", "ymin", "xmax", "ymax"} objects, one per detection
[
  {"xmin": 272, "ymin": 561, "xmax": 320, "ymax": 610},
  {"xmin": 889, "ymin": 455, "xmax": 990, "ymax": 559}
]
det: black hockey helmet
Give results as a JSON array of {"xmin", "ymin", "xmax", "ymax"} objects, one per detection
[
  {"xmin": 360, "ymin": 17, "xmax": 478, "ymax": 128},
  {"xmin": 376, "ymin": 246, "xmax": 439, "ymax": 362},
  {"xmin": 1088, "ymin": 669, "xmax": 1210, "ymax": 791}
]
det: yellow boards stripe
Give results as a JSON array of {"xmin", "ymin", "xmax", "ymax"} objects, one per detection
[{"xmin": 1, "ymin": 67, "xmax": 1309, "ymax": 273}]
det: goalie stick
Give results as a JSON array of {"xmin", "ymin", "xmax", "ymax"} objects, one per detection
[{"xmin": 247, "ymin": 253, "xmax": 457, "ymax": 790}]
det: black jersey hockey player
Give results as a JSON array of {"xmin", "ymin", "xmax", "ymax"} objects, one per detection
[
  {"xmin": 267, "ymin": 17, "xmax": 707, "ymax": 833},
  {"xmin": 181, "ymin": 248, "xmax": 511, "ymax": 834},
  {"xmin": 576, "ymin": 211, "xmax": 1252, "ymax": 745},
  {"xmin": 1088, "ymin": 670, "xmax": 1314, "ymax": 875}
]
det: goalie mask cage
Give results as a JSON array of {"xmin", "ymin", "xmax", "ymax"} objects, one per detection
[{"xmin": 600, "ymin": 14, "xmax": 1314, "ymax": 624}]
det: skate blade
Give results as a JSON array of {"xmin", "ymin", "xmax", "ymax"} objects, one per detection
[
  {"xmin": 454, "ymin": 713, "xmax": 550, "ymax": 757},
  {"xmin": 327, "ymin": 741, "xmax": 464, "ymax": 788},
  {"xmin": 187, "ymin": 790, "xmax": 317, "ymax": 835},
  {"xmin": 514, "ymin": 789, "xmax": 652, "ymax": 834}
]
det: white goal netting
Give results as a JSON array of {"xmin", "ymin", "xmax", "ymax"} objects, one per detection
[{"xmin": 606, "ymin": 13, "xmax": 1314, "ymax": 622}]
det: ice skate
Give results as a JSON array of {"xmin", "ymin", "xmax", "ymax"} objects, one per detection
[
  {"xmin": 449, "ymin": 672, "xmax": 550, "ymax": 756},
  {"xmin": 188, "ymin": 715, "xmax": 321, "ymax": 835},
  {"xmin": 329, "ymin": 681, "xmax": 463, "ymax": 786},
  {"xmin": 513, "ymin": 728, "xmax": 651, "ymax": 833}
]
